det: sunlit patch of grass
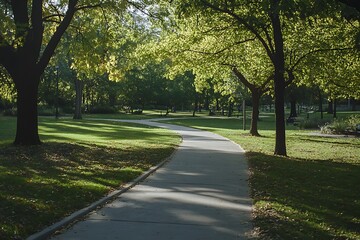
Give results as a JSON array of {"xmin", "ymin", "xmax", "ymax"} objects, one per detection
[
  {"xmin": 162, "ymin": 115, "xmax": 360, "ymax": 239},
  {"xmin": 0, "ymin": 117, "xmax": 180, "ymax": 239}
]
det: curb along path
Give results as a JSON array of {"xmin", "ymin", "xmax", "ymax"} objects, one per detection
[{"xmin": 52, "ymin": 120, "xmax": 253, "ymax": 240}]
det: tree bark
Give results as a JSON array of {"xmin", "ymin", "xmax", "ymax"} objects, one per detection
[
  {"xmin": 73, "ymin": 78, "xmax": 83, "ymax": 119},
  {"xmin": 352, "ymin": 100, "xmax": 357, "ymax": 111},
  {"xmin": 14, "ymin": 76, "xmax": 41, "ymax": 145},
  {"xmin": 318, "ymin": 89, "xmax": 323, "ymax": 119},
  {"xmin": 0, "ymin": 1, "xmax": 79, "ymax": 145},
  {"xmin": 227, "ymin": 100, "xmax": 233, "ymax": 117},
  {"xmin": 250, "ymin": 90, "xmax": 261, "ymax": 136},
  {"xmin": 271, "ymin": 1, "xmax": 287, "ymax": 156},
  {"xmin": 327, "ymin": 100, "xmax": 333, "ymax": 114},
  {"xmin": 192, "ymin": 93, "xmax": 198, "ymax": 117},
  {"xmin": 274, "ymin": 75, "xmax": 286, "ymax": 156},
  {"xmin": 289, "ymin": 100, "xmax": 297, "ymax": 118}
]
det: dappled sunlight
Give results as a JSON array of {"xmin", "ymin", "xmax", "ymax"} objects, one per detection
[
  {"xmin": 0, "ymin": 116, "xmax": 179, "ymax": 239},
  {"xmin": 50, "ymin": 118, "xmax": 252, "ymax": 240},
  {"xmin": 249, "ymin": 151, "xmax": 360, "ymax": 239},
  {"xmin": 38, "ymin": 119, "xmax": 180, "ymax": 148}
]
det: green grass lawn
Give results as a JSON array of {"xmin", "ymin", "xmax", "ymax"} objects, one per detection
[
  {"xmin": 82, "ymin": 109, "xmax": 210, "ymax": 120},
  {"xmin": 163, "ymin": 113, "xmax": 360, "ymax": 239},
  {"xmin": 0, "ymin": 116, "xmax": 180, "ymax": 239}
]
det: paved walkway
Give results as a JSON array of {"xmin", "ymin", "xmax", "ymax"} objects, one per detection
[{"xmin": 52, "ymin": 120, "xmax": 253, "ymax": 240}]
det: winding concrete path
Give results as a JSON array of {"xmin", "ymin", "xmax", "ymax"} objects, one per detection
[{"xmin": 52, "ymin": 120, "xmax": 253, "ymax": 240}]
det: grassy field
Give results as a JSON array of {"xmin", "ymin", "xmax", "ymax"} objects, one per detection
[
  {"xmin": 0, "ymin": 116, "xmax": 180, "ymax": 239},
  {"xmin": 163, "ymin": 112, "xmax": 360, "ymax": 239},
  {"xmin": 1, "ymin": 111, "xmax": 359, "ymax": 239}
]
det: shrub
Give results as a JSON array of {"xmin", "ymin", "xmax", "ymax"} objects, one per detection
[
  {"xmin": 38, "ymin": 106, "xmax": 55, "ymax": 116},
  {"xmin": 299, "ymin": 118, "xmax": 328, "ymax": 129},
  {"xmin": 346, "ymin": 115, "xmax": 360, "ymax": 131},
  {"xmin": 320, "ymin": 115, "xmax": 360, "ymax": 134},
  {"xmin": 3, "ymin": 108, "xmax": 17, "ymax": 116},
  {"xmin": 89, "ymin": 105, "xmax": 117, "ymax": 114}
]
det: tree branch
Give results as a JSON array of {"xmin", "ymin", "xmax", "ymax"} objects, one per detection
[
  {"xmin": 182, "ymin": 37, "xmax": 256, "ymax": 55},
  {"xmin": 260, "ymin": 74, "xmax": 274, "ymax": 90},
  {"xmin": 11, "ymin": 0, "xmax": 29, "ymax": 39},
  {"xmin": 75, "ymin": 3, "xmax": 102, "ymax": 11},
  {"xmin": 290, "ymin": 47, "xmax": 356, "ymax": 71},
  {"xmin": 261, "ymin": 24, "xmax": 275, "ymax": 54},
  {"xmin": 285, "ymin": 69, "xmax": 294, "ymax": 87},
  {"xmin": 232, "ymin": 67, "xmax": 256, "ymax": 90},
  {"xmin": 199, "ymin": 0, "xmax": 275, "ymax": 62},
  {"xmin": 0, "ymin": 33, "xmax": 16, "ymax": 74},
  {"xmin": 337, "ymin": 0, "xmax": 360, "ymax": 12},
  {"xmin": 42, "ymin": 14, "xmax": 65, "ymax": 22},
  {"xmin": 27, "ymin": 0, "xmax": 44, "ymax": 62},
  {"xmin": 37, "ymin": 0, "xmax": 78, "ymax": 74}
]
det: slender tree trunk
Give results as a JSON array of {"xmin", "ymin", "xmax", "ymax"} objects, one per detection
[
  {"xmin": 192, "ymin": 93, "xmax": 198, "ymax": 117},
  {"xmin": 352, "ymin": 100, "xmax": 356, "ymax": 111},
  {"xmin": 250, "ymin": 90, "xmax": 261, "ymax": 136},
  {"xmin": 289, "ymin": 100, "xmax": 297, "ymax": 118},
  {"xmin": 333, "ymin": 99, "xmax": 337, "ymax": 118},
  {"xmin": 327, "ymin": 100, "xmax": 333, "ymax": 114},
  {"xmin": 73, "ymin": 79, "xmax": 83, "ymax": 119},
  {"xmin": 318, "ymin": 89, "xmax": 323, "ymax": 119},
  {"xmin": 204, "ymin": 92, "xmax": 210, "ymax": 110},
  {"xmin": 14, "ymin": 77, "xmax": 41, "ymax": 145},
  {"xmin": 227, "ymin": 100, "xmax": 233, "ymax": 117},
  {"xmin": 271, "ymin": 2, "xmax": 287, "ymax": 156}
]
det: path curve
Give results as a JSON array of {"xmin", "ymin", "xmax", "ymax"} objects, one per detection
[{"xmin": 52, "ymin": 120, "xmax": 253, "ymax": 240}]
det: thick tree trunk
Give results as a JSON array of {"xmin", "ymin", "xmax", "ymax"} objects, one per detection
[
  {"xmin": 271, "ymin": 2, "xmax": 287, "ymax": 156},
  {"xmin": 73, "ymin": 79, "xmax": 83, "ymax": 119},
  {"xmin": 14, "ymin": 77, "xmax": 41, "ymax": 145},
  {"xmin": 274, "ymin": 75, "xmax": 286, "ymax": 156},
  {"xmin": 250, "ymin": 90, "xmax": 261, "ymax": 136},
  {"xmin": 0, "ymin": 1, "xmax": 79, "ymax": 146}
]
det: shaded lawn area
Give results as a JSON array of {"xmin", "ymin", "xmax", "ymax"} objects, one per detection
[
  {"xmin": 0, "ymin": 117, "xmax": 180, "ymax": 239},
  {"xmin": 163, "ymin": 115, "xmax": 360, "ymax": 239}
]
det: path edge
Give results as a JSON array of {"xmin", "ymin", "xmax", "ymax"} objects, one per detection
[{"xmin": 26, "ymin": 143, "xmax": 181, "ymax": 240}]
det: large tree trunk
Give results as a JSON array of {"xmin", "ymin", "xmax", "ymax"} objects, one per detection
[
  {"xmin": 250, "ymin": 90, "xmax": 261, "ymax": 136},
  {"xmin": 0, "ymin": 1, "xmax": 78, "ymax": 145},
  {"xmin": 73, "ymin": 78, "xmax": 83, "ymax": 119},
  {"xmin": 274, "ymin": 75, "xmax": 286, "ymax": 156},
  {"xmin": 14, "ymin": 77, "xmax": 41, "ymax": 145},
  {"xmin": 271, "ymin": 2, "xmax": 287, "ymax": 156}
]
